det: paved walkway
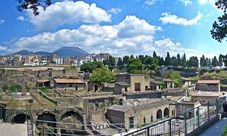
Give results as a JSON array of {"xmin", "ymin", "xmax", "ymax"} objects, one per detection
[
  {"xmin": 0, "ymin": 123, "xmax": 27, "ymax": 136},
  {"xmin": 199, "ymin": 117, "xmax": 227, "ymax": 136}
]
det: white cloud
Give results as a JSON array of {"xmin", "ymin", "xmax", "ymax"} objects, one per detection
[
  {"xmin": 0, "ymin": 45, "xmax": 8, "ymax": 51},
  {"xmin": 108, "ymin": 8, "xmax": 122, "ymax": 14},
  {"xmin": 0, "ymin": 19, "xmax": 5, "ymax": 24},
  {"xmin": 17, "ymin": 16, "xmax": 25, "ymax": 21},
  {"xmin": 10, "ymin": 15, "xmax": 195, "ymax": 57},
  {"xmin": 179, "ymin": 0, "xmax": 192, "ymax": 6},
  {"xmin": 198, "ymin": 0, "xmax": 207, "ymax": 5},
  {"xmin": 154, "ymin": 38, "xmax": 197, "ymax": 57},
  {"xmin": 26, "ymin": 1, "xmax": 111, "ymax": 32},
  {"xmin": 144, "ymin": 0, "xmax": 158, "ymax": 5},
  {"xmin": 198, "ymin": 0, "xmax": 215, "ymax": 5},
  {"xmin": 159, "ymin": 11, "xmax": 202, "ymax": 25}
]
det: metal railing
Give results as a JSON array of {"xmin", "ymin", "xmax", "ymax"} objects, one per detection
[
  {"xmin": 2, "ymin": 97, "xmax": 222, "ymax": 136},
  {"xmin": 124, "ymin": 97, "xmax": 223, "ymax": 136}
]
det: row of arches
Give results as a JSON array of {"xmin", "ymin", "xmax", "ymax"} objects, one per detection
[
  {"xmin": 156, "ymin": 108, "xmax": 169, "ymax": 119},
  {"xmin": 11, "ymin": 110, "xmax": 85, "ymax": 135}
]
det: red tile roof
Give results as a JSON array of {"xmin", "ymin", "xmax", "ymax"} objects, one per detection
[
  {"xmin": 54, "ymin": 79, "xmax": 84, "ymax": 84},
  {"xmin": 197, "ymin": 80, "xmax": 220, "ymax": 84}
]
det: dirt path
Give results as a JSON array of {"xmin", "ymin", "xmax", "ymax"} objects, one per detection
[{"xmin": 0, "ymin": 123, "xmax": 27, "ymax": 136}]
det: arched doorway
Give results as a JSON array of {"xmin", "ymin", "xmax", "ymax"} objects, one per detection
[
  {"xmin": 156, "ymin": 109, "xmax": 162, "ymax": 119},
  {"xmin": 60, "ymin": 111, "xmax": 87, "ymax": 135},
  {"xmin": 164, "ymin": 108, "xmax": 169, "ymax": 118},
  {"xmin": 36, "ymin": 113, "xmax": 57, "ymax": 134},
  {"xmin": 12, "ymin": 114, "xmax": 30, "ymax": 124},
  {"xmin": 0, "ymin": 105, "xmax": 5, "ymax": 120}
]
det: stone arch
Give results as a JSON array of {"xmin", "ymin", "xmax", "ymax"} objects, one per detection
[
  {"xmin": 156, "ymin": 109, "xmax": 162, "ymax": 119},
  {"xmin": 0, "ymin": 105, "xmax": 6, "ymax": 120},
  {"xmin": 7, "ymin": 109, "xmax": 28, "ymax": 123},
  {"xmin": 164, "ymin": 107, "xmax": 169, "ymax": 117},
  {"xmin": 12, "ymin": 113, "xmax": 30, "ymax": 124},
  {"xmin": 60, "ymin": 111, "xmax": 83, "ymax": 122},
  {"xmin": 36, "ymin": 111, "xmax": 57, "ymax": 133},
  {"xmin": 58, "ymin": 107, "xmax": 87, "ymax": 135},
  {"xmin": 57, "ymin": 106, "xmax": 85, "ymax": 122}
]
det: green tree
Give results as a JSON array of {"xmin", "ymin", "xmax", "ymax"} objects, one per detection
[
  {"xmin": 177, "ymin": 54, "xmax": 181, "ymax": 66},
  {"xmin": 182, "ymin": 53, "xmax": 187, "ymax": 67},
  {"xmin": 138, "ymin": 55, "xmax": 145, "ymax": 64},
  {"xmin": 163, "ymin": 70, "xmax": 181, "ymax": 87},
  {"xmin": 117, "ymin": 58, "xmax": 124, "ymax": 70},
  {"xmin": 123, "ymin": 55, "xmax": 129, "ymax": 65},
  {"xmin": 212, "ymin": 56, "xmax": 218, "ymax": 67},
  {"xmin": 2, "ymin": 85, "xmax": 9, "ymax": 92},
  {"xmin": 9, "ymin": 85, "xmax": 22, "ymax": 92},
  {"xmin": 17, "ymin": 0, "xmax": 52, "ymax": 15},
  {"xmin": 25, "ymin": 85, "xmax": 31, "ymax": 92},
  {"xmin": 188, "ymin": 56, "xmax": 198, "ymax": 68},
  {"xmin": 153, "ymin": 51, "xmax": 157, "ymax": 58},
  {"xmin": 211, "ymin": 0, "xmax": 227, "ymax": 42},
  {"xmin": 90, "ymin": 66, "xmax": 115, "ymax": 85},
  {"xmin": 80, "ymin": 61, "xmax": 103, "ymax": 73},
  {"xmin": 125, "ymin": 58, "xmax": 144, "ymax": 74},
  {"xmin": 200, "ymin": 55, "xmax": 205, "ymax": 68},
  {"xmin": 219, "ymin": 54, "xmax": 223, "ymax": 67},
  {"xmin": 165, "ymin": 52, "xmax": 172, "ymax": 66}
]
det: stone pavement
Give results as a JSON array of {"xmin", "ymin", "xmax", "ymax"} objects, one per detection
[
  {"xmin": 0, "ymin": 123, "xmax": 27, "ymax": 136},
  {"xmin": 199, "ymin": 117, "xmax": 227, "ymax": 136}
]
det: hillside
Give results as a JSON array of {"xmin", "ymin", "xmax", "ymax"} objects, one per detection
[{"xmin": 14, "ymin": 46, "xmax": 88, "ymax": 58}]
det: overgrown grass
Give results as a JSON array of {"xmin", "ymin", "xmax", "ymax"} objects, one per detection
[{"xmin": 6, "ymin": 93, "xmax": 56, "ymax": 109}]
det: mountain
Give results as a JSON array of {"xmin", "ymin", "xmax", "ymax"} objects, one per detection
[
  {"xmin": 34, "ymin": 51, "xmax": 53, "ymax": 56},
  {"xmin": 14, "ymin": 50, "xmax": 33, "ymax": 55},
  {"xmin": 52, "ymin": 47, "xmax": 88, "ymax": 58},
  {"xmin": 14, "ymin": 47, "xmax": 88, "ymax": 58}
]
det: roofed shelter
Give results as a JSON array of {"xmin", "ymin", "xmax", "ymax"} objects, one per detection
[
  {"xmin": 54, "ymin": 78, "xmax": 85, "ymax": 90},
  {"xmin": 163, "ymin": 79, "xmax": 175, "ymax": 89},
  {"xmin": 37, "ymin": 79, "xmax": 50, "ymax": 88},
  {"xmin": 150, "ymin": 80, "xmax": 161, "ymax": 91},
  {"xmin": 114, "ymin": 82, "xmax": 130, "ymax": 94},
  {"xmin": 196, "ymin": 80, "xmax": 220, "ymax": 92}
]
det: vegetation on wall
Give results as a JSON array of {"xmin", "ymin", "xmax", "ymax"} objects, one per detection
[
  {"xmin": 38, "ymin": 86, "xmax": 51, "ymax": 93},
  {"xmin": 2, "ymin": 84, "xmax": 23, "ymax": 92},
  {"xmin": 163, "ymin": 70, "xmax": 181, "ymax": 88}
]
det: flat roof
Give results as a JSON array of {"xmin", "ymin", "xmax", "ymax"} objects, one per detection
[
  {"xmin": 150, "ymin": 80, "xmax": 161, "ymax": 85},
  {"xmin": 191, "ymin": 92, "xmax": 220, "ymax": 97},
  {"xmin": 163, "ymin": 79, "xmax": 175, "ymax": 82},
  {"xmin": 37, "ymin": 79, "xmax": 50, "ymax": 83},
  {"xmin": 107, "ymin": 105, "xmax": 131, "ymax": 112},
  {"xmin": 54, "ymin": 79, "xmax": 84, "ymax": 84},
  {"xmin": 197, "ymin": 80, "xmax": 220, "ymax": 84},
  {"xmin": 115, "ymin": 82, "xmax": 130, "ymax": 87}
]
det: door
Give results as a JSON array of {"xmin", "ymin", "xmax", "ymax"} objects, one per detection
[
  {"xmin": 129, "ymin": 117, "xmax": 134, "ymax": 128},
  {"xmin": 135, "ymin": 83, "xmax": 140, "ymax": 91}
]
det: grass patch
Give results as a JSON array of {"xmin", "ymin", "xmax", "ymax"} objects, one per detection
[{"xmin": 6, "ymin": 93, "xmax": 56, "ymax": 109}]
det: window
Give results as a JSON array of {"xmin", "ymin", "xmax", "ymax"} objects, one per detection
[
  {"xmin": 143, "ymin": 116, "xmax": 146, "ymax": 124},
  {"xmin": 150, "ymin": 115, "xmax": 153, "ymax": 122}
]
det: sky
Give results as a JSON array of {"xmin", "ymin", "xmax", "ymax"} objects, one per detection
[{"xmin": 0, "ymin": 0, "xmax": 227, "ymax": 59}]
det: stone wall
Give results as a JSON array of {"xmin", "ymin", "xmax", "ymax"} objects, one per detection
[{"xmin": 124, "ymin": 91, "xmax": 162, "ymax": 100}]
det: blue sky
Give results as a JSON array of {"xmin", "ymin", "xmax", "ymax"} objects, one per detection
[{"xmin": 0, "ymin": 0, "xmax": 226, "ymax": 58}]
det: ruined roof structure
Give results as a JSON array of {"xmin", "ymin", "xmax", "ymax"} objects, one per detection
[{"xmin": 197, "ymin": 80, "xmax": 220, "ymax": 84}]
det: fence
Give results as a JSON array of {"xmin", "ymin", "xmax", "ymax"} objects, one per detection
[
  {"xmin": 1, "ymin": 97, "xmax": 222, "ymax": 136},
  {"xmin": 124, "ymin": 97, "xmax": 223, "ymax": 136}
]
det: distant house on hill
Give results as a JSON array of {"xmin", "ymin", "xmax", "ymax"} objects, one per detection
[{"xmin": 196, "ymin": 80, "xmax": 220, "ymax": 92}]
